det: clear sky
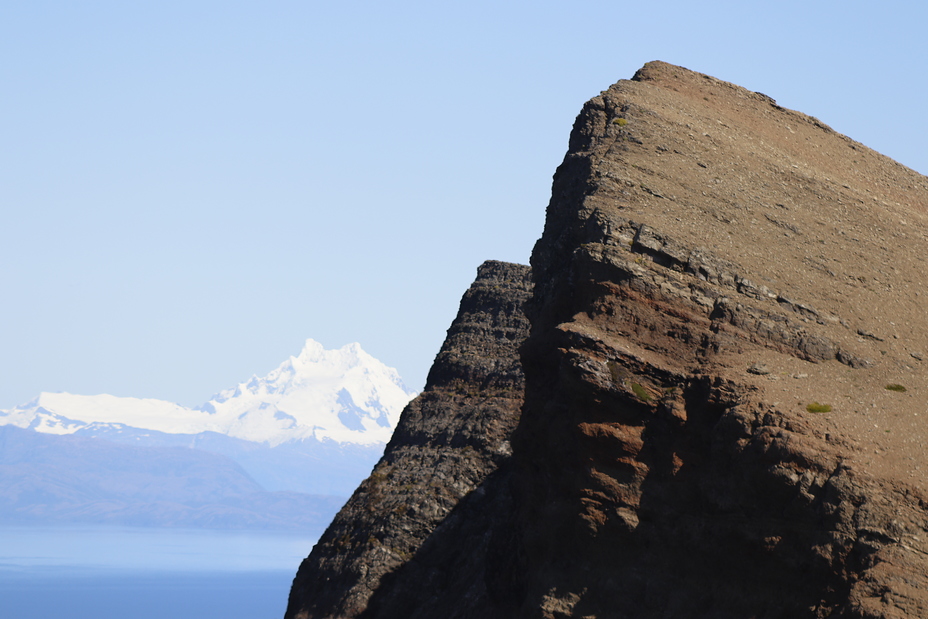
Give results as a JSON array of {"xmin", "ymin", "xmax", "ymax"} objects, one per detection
[{"xmin": 2, "ymin": 0, "xmax": 925, "ymax": 409}]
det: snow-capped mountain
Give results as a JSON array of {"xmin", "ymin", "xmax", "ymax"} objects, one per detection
[
  {"xmin": 196, "ymin": 339, "xmax": 414, "ymax": 445},
  {"xmin": 0, "ymin": 339, "xmax": 417, "ymax": 447},
  {"xmin": 0, "ymin": 339, "xmax": 417, "ymax": 527}
]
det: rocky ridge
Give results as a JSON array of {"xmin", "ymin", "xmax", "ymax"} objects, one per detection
[
  {"xmin": 286, "ymin": 63, "xmax": 928, "ymax": 618},
  {"xmin": 285, "ymin": 260, "xmax": 531, "ymax": 618}
]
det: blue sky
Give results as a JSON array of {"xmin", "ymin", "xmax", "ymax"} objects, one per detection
[{"xmin": 2, "ymin": 0, "xmax": 925, "ymax": 409}]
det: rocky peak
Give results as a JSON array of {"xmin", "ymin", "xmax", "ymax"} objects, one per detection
[
  {"xmin": 286, "ymin": 63, "xmax": 928, "ymax": 618},
  {"xmin": 518, "ymin": 61, "xmax": 928, "ymax": 618},
  {"xmin": 285, "ymin": 260, "xmax": 531, "ymax": 619},
  {"xmin": 531, "ymin": 60, "xmax": 928, "ymax": 483}
]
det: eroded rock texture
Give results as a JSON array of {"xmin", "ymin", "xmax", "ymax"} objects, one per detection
[
  {"xmin": 509, "ymin": 61, "xmax": 928, "ymax": 619},
  {"xmin": 287, "ymin": 63, "xmax": 928, "ymax": 618},
  {"xmin": 284, "ymin": 260, "xmax": 531, "ymax": 619}
]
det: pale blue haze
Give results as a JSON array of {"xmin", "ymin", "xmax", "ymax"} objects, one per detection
[
  {"xmin": 1, "ymin": 0, "xmax": 925, "ymax": 411},
  {"xmin": 0, "ymin": 526, "xmax": 315, "ymax": 572},
  {"xmin": 0, "ymin": 526, "xmax": 317, "ymax": 618}
]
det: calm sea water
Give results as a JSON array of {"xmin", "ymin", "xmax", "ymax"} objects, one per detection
[{"xmin": 0, "ymin": 526, "xmax": 319, "ymax": 619}]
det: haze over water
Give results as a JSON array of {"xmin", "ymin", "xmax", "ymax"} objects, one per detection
[{"xmin": 0, "ymin": 526, "xmax": 317, "ymax": 619}]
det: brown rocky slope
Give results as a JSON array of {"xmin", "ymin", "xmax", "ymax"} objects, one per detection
[
  {"xmin": 287, "ymin": 62, "xmax": 928, "ymax": 618},
  {"xmin": 285, "ymin": 260, "xmax": 532, "ymax": 619}
]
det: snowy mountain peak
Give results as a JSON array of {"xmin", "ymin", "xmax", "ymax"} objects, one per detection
[
  {"xmin": 294, "ymin": 338, "xmax": 329, "ymax": 362},
  {"xmin": 0, "ymin": 340, "xmax": 417, "ymax": 447},
  {"xmin": 200, "ymin": 339, "xmax": 414, "ymax": 445},
  {"xmin": 289, "ymin": 339, "xmax": 366, "ymax": 372}
]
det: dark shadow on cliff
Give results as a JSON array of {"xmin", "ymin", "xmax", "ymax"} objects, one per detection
[
  {"xmin": 357, "ymin": 464, "xmax": 524, "ymax": 619},
  {"xmin": 521, "ymin": 373, "xmax": 856, "ymax": 619}
]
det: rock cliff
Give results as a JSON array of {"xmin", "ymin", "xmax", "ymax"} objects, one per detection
[
  {"xmin": 285, "ymin": 260, "xmax": 531, "ymax": 619},
  {"xmin": 286, "ymin": 62, "xmax": 928, "ymax": 618}
]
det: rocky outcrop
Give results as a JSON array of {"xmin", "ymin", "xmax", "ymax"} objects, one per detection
[
  {"xmin": 284, "ymin": 260, "xmax": 531, "ymax": 619},
  {"xmin": 511, "ymin": 61, "xmax": 928, "ymax": 619},
  {"xmin": 286, "ymin": 63, "xmax": 928, "ymax": 618}
]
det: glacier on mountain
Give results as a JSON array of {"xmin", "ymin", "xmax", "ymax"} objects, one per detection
[
  {"xmin": 0, "ymin": 339, "xmax": 416, "ymax": 447},
  {"xmin": 0, "ymin": 340, "xmax": 419, "ymax": 524}
]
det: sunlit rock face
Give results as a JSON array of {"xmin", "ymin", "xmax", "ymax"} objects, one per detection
[{"xmin": 285, "ymin": 63, "xmax": 928, "ymax": 618}]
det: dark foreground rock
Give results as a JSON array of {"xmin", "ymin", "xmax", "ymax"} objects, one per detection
[
  {"xmin": 286, "ymin": 63, "xmax": 928, "ymax": 618},
  {"xmin": 284, "ymin": 260, "xmax": 531, "ymax": 619}
]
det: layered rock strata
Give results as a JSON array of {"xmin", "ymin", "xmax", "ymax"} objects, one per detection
[
  {"xmin": 512, "ymin": 61, "xmax": 928, "ymax": 619},
  {"xmin": 284, "ymin": 260, "xmax": 531, "ymax": 619},
  {"xmin": 287, "ymin": 62, "xmax": 928, "ymax": 618}
]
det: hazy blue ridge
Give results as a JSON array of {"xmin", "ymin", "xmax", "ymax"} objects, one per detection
[
  {"xmin": 0, "ymin": 425, "xmax": 347, "ymax": 530},
  {"xmin": 70, "ymin": 424, "xmax": 386, "ymax": 496},
  {"xmin": 73, "ymin": 424, "xmax": 383, "ymax": 497}
]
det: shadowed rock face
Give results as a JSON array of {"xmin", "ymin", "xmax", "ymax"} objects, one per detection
[
  {"xmin": 284, "ymin": 260, "xmax": 531, "ymax": 619},
  {"xmin": 512, "ymin": 61, "xmax": 928, "ymax": 618},
  {"xmin": 287, "ymin": 63, "xmax": 928, "ymax": 618}
]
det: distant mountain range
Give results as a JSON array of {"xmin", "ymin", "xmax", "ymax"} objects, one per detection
[{"xmin": 0, "ymin": 339, "xmax": 417, "ymax": 529}]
